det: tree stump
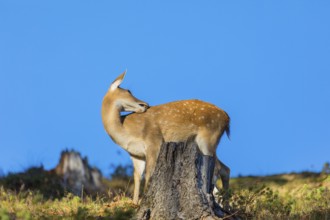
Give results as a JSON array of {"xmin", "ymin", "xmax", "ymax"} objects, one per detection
[{"xmin": 136, "ymin": 139, "xmax": 227, "ymax": 220}]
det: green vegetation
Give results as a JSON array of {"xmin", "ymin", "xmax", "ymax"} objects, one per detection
[
  {"xmin": 216, "ymin": 172, "xmax": 330, "ymax": 219},
  {"xmin": 0, "ymin": 166, "xmax": 136, "ymax": 220},
  {"xmin": 0, "ymin": 166, "xmax": 64, "ymax": 199},
  {"xmin": 0, "ymin": 165, "xmax": 329, "ymax": 219},
  {"xmin": 0, "ymin": 188, "xmax": 136, "ymax": 220},
  {"xmin": 105, "ymin": 164, "xmax": 136, "ymax": 197}
]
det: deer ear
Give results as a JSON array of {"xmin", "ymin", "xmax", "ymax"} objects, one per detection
[{"xmin": 110, "ymin": 70, "xmax": 127, "ymax": 91}]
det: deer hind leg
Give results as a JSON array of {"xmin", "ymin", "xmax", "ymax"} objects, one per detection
[
  {"xmin": 131, "ymin": 156, "xmax": 145, "ymax": 204},
  {"xmin": 195, "ymin": 128, "xmax": 220, "ymax": 156},
  {"xmin": 213, "ymin": 158, "xmax": 231, "ymax": 210},
  {"xmin": 195, "ymin": 130, "xmax": 219, "ymax": 194},
  {"xmin": 196, "ymin": 129, "xmax": 231, "ymax": 208}
]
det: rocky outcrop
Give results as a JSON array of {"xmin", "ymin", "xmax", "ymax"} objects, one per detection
[{"xmin": 53, "ymin": 150, "xmax": 105, "ymax": 196}]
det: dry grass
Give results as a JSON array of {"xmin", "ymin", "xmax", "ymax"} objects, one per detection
[
  {"xmin": 0, "ymin": 168, "xmax": 329, "ymax": 219},
  {"xmin": 216, "ymin": 172, "xmax": 330, "ymax": 219},
  {"xmin": 0, "ymin": 187, "xmax": 136, "ymax": 220}
]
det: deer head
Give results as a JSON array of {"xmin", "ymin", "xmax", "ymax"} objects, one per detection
[{"xmin": 105, "ymin": 71, "xmax": 149, "ymax": 113}]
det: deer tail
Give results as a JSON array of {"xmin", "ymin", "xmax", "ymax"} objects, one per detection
[{"xmin": 224, "ymin": 112, "xmax": 231, "ymax": 140}]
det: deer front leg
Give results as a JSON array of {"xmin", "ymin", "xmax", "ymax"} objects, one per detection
[
  {"xmin": 144, "ymin": 144, "xmax": 161, "ymax": 192},
  {"xmin": 131, "ymin": 156, "xmax": 145, "ymax": 204}
]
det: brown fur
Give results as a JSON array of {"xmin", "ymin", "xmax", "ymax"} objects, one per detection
[{"xmin": 101, "ymin": 72, "xmax": 230, "ymax": 204}]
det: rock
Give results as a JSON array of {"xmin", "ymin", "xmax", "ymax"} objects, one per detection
[{"xmin": 53, "ymin": 150, "xmax": 105, "ymax": 196}]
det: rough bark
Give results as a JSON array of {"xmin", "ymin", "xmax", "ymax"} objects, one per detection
[{"xmin": 136, "ymin": 140, "xmax": 226, "ymax": 220}]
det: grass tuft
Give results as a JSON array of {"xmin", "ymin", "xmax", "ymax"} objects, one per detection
[{"xmin": 216, "ymin": 172, "xmax": 330, "ymax": 219}]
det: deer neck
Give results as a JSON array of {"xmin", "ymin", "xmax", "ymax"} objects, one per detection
[{"xmin": 102, "ymin": 102, "xmax": 129, "ymax": 148}]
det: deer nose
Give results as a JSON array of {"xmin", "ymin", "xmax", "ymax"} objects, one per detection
[{"xmin": 139, "ymin": 103, "xmax": 149, "ymax": 109}]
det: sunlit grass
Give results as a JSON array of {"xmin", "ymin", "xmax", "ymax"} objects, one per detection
[
  {"xmin": 0, "ymin": 168, "xmax": 329, "ymax": 219},
  {"xmin": 0, "ymin": 187, "xmax": 136, "ymax": 220},
  {"xmin": 216, "ymin": 172, "xmax": 330, "ymax": 219}
]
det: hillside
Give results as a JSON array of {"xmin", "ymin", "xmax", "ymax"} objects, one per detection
[
  {"xmin": 222, "ymin": 172, "xmax": 330, "ymax": 219},
  {"xmin": 0, "ymin": 169, "xmax": 329, "ymax": 219}
]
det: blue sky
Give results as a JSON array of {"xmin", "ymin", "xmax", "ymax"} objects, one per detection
[{"xmin": 0, "ymin": 1, "xmax": 329, "ymax": 177}]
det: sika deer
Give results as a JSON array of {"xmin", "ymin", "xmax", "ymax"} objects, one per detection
[{"xmin": 101, "ymin": 71, "xmax": 230, "ymax": 205}]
